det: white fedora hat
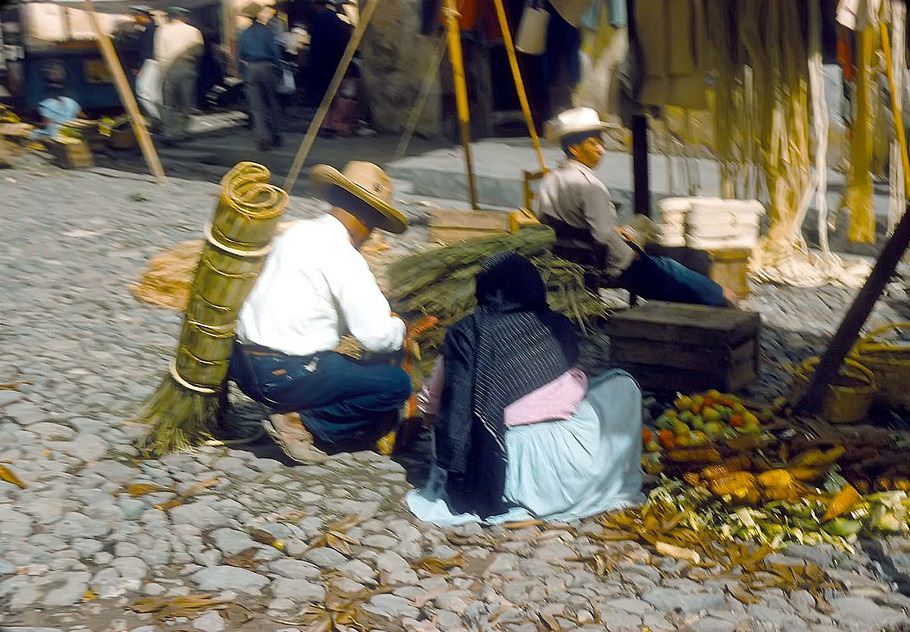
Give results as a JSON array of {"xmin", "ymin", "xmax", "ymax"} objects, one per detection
[{"xmin": 544, "ymin": 107, "xmax": 612, "ymax": 142}]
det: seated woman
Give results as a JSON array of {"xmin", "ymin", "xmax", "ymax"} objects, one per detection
[
  {"xmin": 406, "ymin": 252, "xmax": 644, "ymax": 526},
  {"xmin": 29, "ymin": 81, "xmax": 83, "ymax": 140}
]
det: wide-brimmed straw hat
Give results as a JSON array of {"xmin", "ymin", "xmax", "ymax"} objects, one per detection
[
  {"xmin": 544, "ymin": 107, "xmax": 612, "ymax": 142},
  {"xmin": 241, "ymin": 1, "xmax": 264, "ymax": 19},
  {"xmin": 311, "ymin": 162, "xmax": 408, "ymax": 234}
]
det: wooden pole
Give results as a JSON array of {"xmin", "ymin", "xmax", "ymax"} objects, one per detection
[
  {"xmin": 493, "ymin": 0, "xmax": 546, "ymax": 173},
  {"xmin": 881, "ymin": 18, "xmax": 910, "ymax": 192},
  {"xmin": 626, "ymin": 0, "xmax": 649, "ymax": 215},
  {"xmin": 283, "ymin": 0, "xmax": 378, "ymax": 193},
  {"xmin": 797, "ymin": 18, "xmax": 910, "ymax": 414},
  {"xmin": 395, "ymin": 34, "xmax": 448, "ymax": 160},
  {"xmin": 83, "ymin": 0, "xmax": 165, "ymax": 183},
  {"xmin": 222, "ymin": 0, "xmax": 237, "ymax": 77},
  {"xmin": 443, "ymin": 0, "xmax": 479, "ymax": 210}
]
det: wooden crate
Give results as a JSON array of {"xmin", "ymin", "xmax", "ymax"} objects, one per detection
[
  {"xmin": 707, "ymin": 247, "xmax": 752, "ymax": 298},
  {"xmin": 47, "ymin": 138, "xmax": 94, "ymax": 169},
  {"xmin": 427, "ymin": 208, "xmax": 539, "ymax": 244},
  {"xmin": 606, "ymin": 301, "xmax": 761, "ymax": 393}
]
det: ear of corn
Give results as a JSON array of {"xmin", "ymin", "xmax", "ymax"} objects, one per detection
[
  {"xmin": 790, "ymin": 446, "xmax": 845, "ymax": 469},
  {"xmin": 757, "ymin": 469, "xmax": 795, "ymax": 489},
  {"xmin": 700, "ymin": 455, "xmax": 753, "ymax": 480},
  {"xmin": 709, "ymin": 471, "xmax": 757, "ymax": 498},
  {"xmin": 823, "ymin": 484, "xmax": 863, "ymax": 522},
  {"xmin": 667, "ymin": 448, "xmax": 723, "ymax": 464}
]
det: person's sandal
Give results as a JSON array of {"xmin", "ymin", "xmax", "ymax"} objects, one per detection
[{"xmin": 262, "ymin": 413, "xmax": 327, "ymax": 464}]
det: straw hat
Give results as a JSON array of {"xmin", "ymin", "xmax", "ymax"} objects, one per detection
[
  {"xmin": 311, "ymin": 162, "xmax": 408, "ymax": 234},
  {"xmin": 544, "ymin": 107, "xmax": 612, "ymax": 142},
  {"xmin": 241, "ymin": 2, "xmax": 264, "ymax": 19}
]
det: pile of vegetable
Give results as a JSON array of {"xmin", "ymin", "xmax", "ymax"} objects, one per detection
[{"xmin": 635, "ymin": 389, "xmax": 910, "ymax": 550}]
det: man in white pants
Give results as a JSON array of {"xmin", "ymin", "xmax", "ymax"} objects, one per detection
[{"xmin": 155, "ymin": 7, "xmax": 203, "ymax": 143}]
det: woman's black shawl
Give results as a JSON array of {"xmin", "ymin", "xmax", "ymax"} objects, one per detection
[{"xmin": 433, "ymin": 252, "xmax": 579, "ymax": 518}]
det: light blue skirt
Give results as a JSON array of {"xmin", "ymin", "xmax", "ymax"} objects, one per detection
[{"xmin": 406, "ymin": 370, "xmax": 645, "ymax": 526}]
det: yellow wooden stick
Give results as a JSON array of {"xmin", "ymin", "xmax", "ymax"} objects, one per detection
[
  {"xmin": 443, "ymin": 0, "xmax": 479, "ymax": 209},
  {"xmin": 880, "ymin": 18, "xmax": 910, "ymax": 192},
  {"xmin": 83, "ymin": 0, "xmax": 165, "ymax": 183},
  {"xmin": 493, "ymin": 0, "xmax": 546, "ymax": 174},
  {"xmin": 283, "ymin": 1, "xmax": 378, "ymax": 193}
]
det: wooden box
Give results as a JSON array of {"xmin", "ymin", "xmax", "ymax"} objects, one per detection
[
  {"xmin": 47, "ymin": 138, "xmax": 94, "ymax": 169},
  {"xmin": 428, "ymin": 208, "xmax": 511, "ymax": 244},
  {"xmin": 606, "ymin": 301, "xmax": 761, "ymax": 393},
  {"xmin": 707, "ymin": 247, "xmax": 752, "ymax": 298},
  {"xmin": 427, "ymin": 208, "xmax": 539, "ymax": 244}
]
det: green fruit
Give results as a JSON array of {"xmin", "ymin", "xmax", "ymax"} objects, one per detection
[
  {"xmin": 645, "ymin": 440, "xmax": 662, "ymax": 453},
  {"xmin": 757, "ymin": 408, "xmax": 774, "ymax": 423},
  {"xmin": 656, "ymin": 415, "xmax": 674, "ymax": 430},
  {"xmin": 679, "ymin": 410, "xmax": 695, "ymax": 423},
  {"xmin": 672, "ymin": 420, "xmax": 690, "ymax": 436},
  {"xmin": 704, "ymin": 421, "xmax": 724, "ymax": 437},
  {"xmin": 702, "ymin": 407, "xmax": 722, "ymax": 422},
  {"xmin": 691, "ymin": 415, "xmax": 705, "ymax": 430}
]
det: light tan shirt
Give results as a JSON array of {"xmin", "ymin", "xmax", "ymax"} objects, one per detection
[
  {"xmin": 154, "ymin": 20, "xmax": 203, "ymax": 70},
  {"xmin": 537, "ymin": 159, "xmax": 636, "ymax": 278}
]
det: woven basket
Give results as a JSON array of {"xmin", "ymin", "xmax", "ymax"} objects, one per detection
[
  {"xmin": 851, "ymin": 322, "xmax": 910, "ymax": 410},
  {"xmin": 790, "ymin": 356, "xmax": 877, "ymax": 424}
]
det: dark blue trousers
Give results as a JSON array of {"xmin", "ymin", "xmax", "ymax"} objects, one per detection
[
  {"xmin": 620, "ymin": 253, "xmax": 727, "ymax": 307},
  {"xmin": 229, "ymin": 342, "xmax": 412, "ymax": 446}
]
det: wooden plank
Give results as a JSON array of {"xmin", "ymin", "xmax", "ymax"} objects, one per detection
[
  {"xmin": 606, "ymin": 302, "xmax": 761, "ymax": 346},
  {"xmin": 611, "ymin": 337, "xmax": 755, "ymax": 370},
  {"xmin": 83, "ymin": 0, "xmax": 164, "ymax": 183},
  {"xmin": 618, "ymin": 360, "xmax": 756, "ymax": 393},
  {"xmin": 428, "ymin": 209, "xmax": 511, "ymax": 230}
]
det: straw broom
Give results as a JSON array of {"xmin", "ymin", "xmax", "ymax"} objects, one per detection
[{"xmin": 135, "ymin": 163, "xmax": 287, "ymax": 456}]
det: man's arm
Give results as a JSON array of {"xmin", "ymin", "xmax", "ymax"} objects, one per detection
[
  {"xmin": 325, "ymin": 251, "xmax": 405, "ymax": 353},
  {"xmin": 579, "ymin": 179, "xmax": 636, "ymax": 260}
]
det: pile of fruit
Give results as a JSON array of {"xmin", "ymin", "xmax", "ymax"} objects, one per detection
[
  {"xmin": 633, "ymin": 390, "xmax": 910, "ymax": 550},
  {"xmin": 641, "ymin": 390, "xmax": 784, "ymax": 473}
]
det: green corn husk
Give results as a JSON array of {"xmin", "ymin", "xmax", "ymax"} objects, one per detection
[
  {"xmin": 135, "ymin": 162, "xmax": 287, "ymax": 456},
  {"xmin": 385, "ymin": 226, "xmax": 606, "ymax": 381}
]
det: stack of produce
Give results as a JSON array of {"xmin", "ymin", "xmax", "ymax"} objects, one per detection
[
  {"xmin": 636, "ymin": 388, "xmax": 910, "ymax": 550},
  {"xmin": 641, "ymin": 389, "xmax": 778, "ymax": 469},
  {"xmin": 385, "ymin": 225, "xmax": 607, "ymax": 380}
]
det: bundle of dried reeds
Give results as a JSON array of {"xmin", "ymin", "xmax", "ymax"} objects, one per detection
[
  {"xmin": 385, "ymin": 225, "xmax": 606, "ymax": 380},
  {"xmin": 134, "ymin": 162, "xmax": 287, "ymax": 456}
]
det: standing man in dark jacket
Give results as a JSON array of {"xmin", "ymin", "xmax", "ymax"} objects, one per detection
[
  {"xmin": 131, "ymin": 6, "xmax": 157, "ymax": 70},
  {"xmin": 131, "ymin": 6, "xmax": 161, "ymax": 123},
  {"xmin": 238, "ymin": 2, "xmax": 282, "ymax": 151}
]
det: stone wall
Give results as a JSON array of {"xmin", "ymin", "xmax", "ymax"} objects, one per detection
[{"xmin": 360, "ymin": 0, "xmax": 442, "ymax": 137}]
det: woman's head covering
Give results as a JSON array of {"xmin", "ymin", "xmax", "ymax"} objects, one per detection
[
  {"xmin": 475, "ymin": 251, "xmax": 547, "ymax": 312},
  {"xmin": 433, "ymin": 252, "xmax": 579, "ymax": 518}
]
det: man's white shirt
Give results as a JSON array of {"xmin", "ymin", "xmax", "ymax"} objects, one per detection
[
  {"xmin": 154, "ymin": 20, "xmax": 203, "ymax": 70},
  {"xmin": 236, "ymin": 215, "xmax": 405, "ymax": 357}
]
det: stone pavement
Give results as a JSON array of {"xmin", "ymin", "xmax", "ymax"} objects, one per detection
[{"xmin": 2, "ymin": 158, "xmax": 910, "ymax": 632}]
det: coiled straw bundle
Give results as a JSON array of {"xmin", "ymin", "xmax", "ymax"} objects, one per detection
[{"xmin": 135, "ymin": 162, "xmax": 288, "ymax": 456}]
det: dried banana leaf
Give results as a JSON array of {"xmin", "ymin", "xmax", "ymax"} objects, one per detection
[{"xmin": 0, "ymin": 465, "xmax": 26, "ymax": 489}]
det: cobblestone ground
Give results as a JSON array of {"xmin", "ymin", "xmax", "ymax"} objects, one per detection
[{"xmin": 3, "ymin": 160, "xmax": 910, "ymax": 632}]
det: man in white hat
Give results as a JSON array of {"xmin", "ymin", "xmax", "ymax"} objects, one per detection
[
  {"xmin": 229, "ymin": 162, "xmax": 412, "ymax": 463},
  {"xmin": 537, "ymin": 107, "xmax": 734, "ymax": 306}
]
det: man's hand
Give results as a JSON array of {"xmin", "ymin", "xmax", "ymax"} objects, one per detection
[{"xmin": 616, "ymin": 226, "xmax": 636, "ymax": 243}]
